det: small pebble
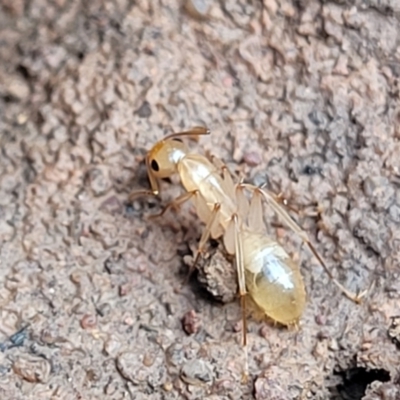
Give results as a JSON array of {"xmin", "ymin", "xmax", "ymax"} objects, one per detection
[
  {"xmin": 135, "ymin": 101, "xmax": 152, "ymax": 118},
  {"xmin": 80, "ymin": 314, "xmax": 97, "ymax": 329},
  {"xmin": 259, "ymin": 325, "xmax": 269, "ymax": 339},
  {"xmin": 388, "ymin": 316, "xmax": 400, "ymax": 347},
  {"xmin": 185, "ymin": 0, "xmax": 210, "ymax": 19},
  {"xmin": 40, "ymin": 327, "xmax": 59, "ymax": 345},
  {"xmin": 13, "ymin": 356, "xmax": 51, "ymax": 383},
  {"xmin": 123, "ymin": 316, "xmax": 134, "ymax": 326},
  {"xmin": 182, "ymin": 310, "xmax": 201, "ymax": 335},
  {"xmin": 181, "ymin": 359, "xmax": 214, "ymax": 385},
  {"xmin": 233, "ymin": 320, "xmax": 242, "ymax": 333},
  {"xmin": 103, "ymin": 336, "xmax": 121, "ymax": 356},
  {"xmin": 86, "ymin": 368, "xmax": 101, "ymax": 382},
  {"xmin": 119, "ymin": 283, "xmax": 131, "ymax": 297},
  {"xmin": 143, "ymin": 351, "xmax": 157, "ymax": 367},
  {"xmin": 243, "ymin": 151, "xmax": 262, "ymax": 166},
  {"xmin": 117, "ymin": 347, "xmax": 166, "ymax": 386}
]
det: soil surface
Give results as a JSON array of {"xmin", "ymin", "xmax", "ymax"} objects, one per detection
[{"xmin": 1, "ymin": 1, "xmax": 400, "ymax": 399}]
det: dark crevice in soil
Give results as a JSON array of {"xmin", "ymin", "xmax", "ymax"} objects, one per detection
[{"xmin": 330, "ymin": 367, "xmax": 391, "ymax": 400}]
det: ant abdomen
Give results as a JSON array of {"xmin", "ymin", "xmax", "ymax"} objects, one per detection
[{"xmin": 242, "ymin": 231, "xmax": 306, "ymax": 326}]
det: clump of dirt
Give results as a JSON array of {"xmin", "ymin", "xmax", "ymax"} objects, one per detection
[{"xmin": 184, "ymin": 241, "xmax": 238, "ymax": 304}]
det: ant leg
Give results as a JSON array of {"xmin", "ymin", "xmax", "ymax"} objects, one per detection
[
  {"xmin": 185, "ymin": 203, "xmax": 221, "ymax": 283},
  {"xmin": 149, "ymin": 190, "xmax": 216, "ymax": 225},
  {"xmin": 128, "ymin": 189, "xmax": 157, "ymax": 203},
  {"xmin": 246, "ymin": 185, "xmax": 264, "ymax": 234},
  {"xmin": 235, "ymin": 184, "xmax": 249, "ymax": 221},
  {"xmin": 207, "ymin": 155, "xmax": 236, "ymax": 198},
  {"xmin": 208, "ymin": 154, "xmax": 225, "ymax": 170},
  {"xmin": 129, "ymin": 158, "xmax": 161, "ymax": 200},
  {"xmin": 210, "ymin": 154, "xmax": 244, "ymax": 181},
  {"xmin": 224, "ymin": 214, "xmax": 249, "ymax": 382},
  {"xmin": 148, "ymin": 191, "xmax": 197, "ymax": 219},
  {"xmin": 163, "ymin": 126, "xmax": 210, "ymax": 141},
  {"xmin": 243, "ymin": 184, "xmax": 366, "ymax": 303},
  {"xmin": 264, "ymin": 189, "xmax": 300, "ymax": 215}
]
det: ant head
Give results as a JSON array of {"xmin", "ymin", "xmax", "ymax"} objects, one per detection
[
  {"xmin": 145, "ymin": 127, "xmax": 209, "ymax": 195},
  {"xmin": 147, "ymin": 138, "xmax": 188, "ymax": 178}
]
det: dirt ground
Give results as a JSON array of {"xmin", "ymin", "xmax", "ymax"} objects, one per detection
[{"xmin": 0, "ymin": 0, "xmax": 400, "ymax": 399}]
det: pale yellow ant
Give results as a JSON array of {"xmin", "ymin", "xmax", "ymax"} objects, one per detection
[{"xmin": 131, "ymin": 127, "xmax": 364, "ymax": 379}]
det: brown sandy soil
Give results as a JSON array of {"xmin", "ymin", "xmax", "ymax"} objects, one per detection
[{"xmin": 0, "ymin": 1, "xmax": 400, "ymax": 399}]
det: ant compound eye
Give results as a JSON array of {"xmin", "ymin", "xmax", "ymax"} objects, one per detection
[{"xmin": 151, "ymin": 159, "xmax": 159, "ymax": 172}]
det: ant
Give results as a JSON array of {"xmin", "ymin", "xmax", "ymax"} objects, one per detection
[{"xmin": 130, "ymin": 127, "xmax": 364, "ymax": 379}]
